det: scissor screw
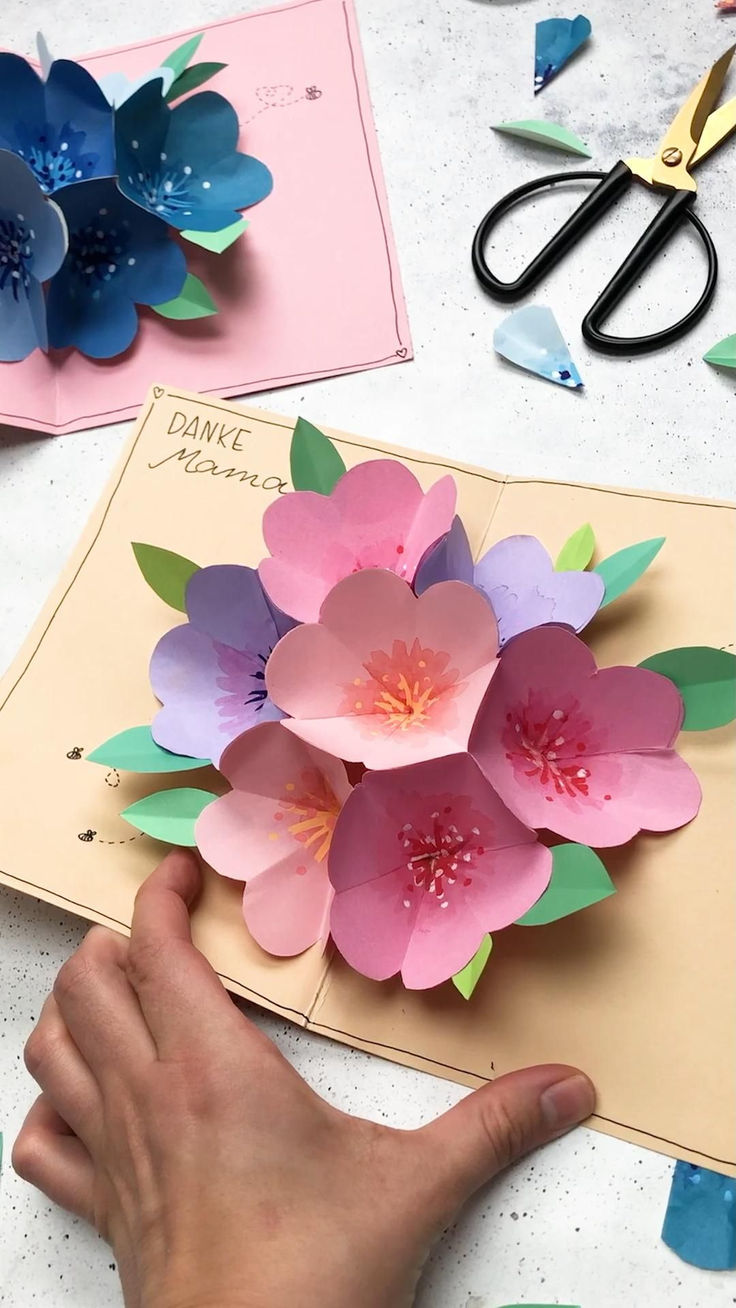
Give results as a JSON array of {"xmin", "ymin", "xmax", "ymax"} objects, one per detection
[{"xmin": 661, "ymin": 147, "xmax": 683, "ymax": 167}]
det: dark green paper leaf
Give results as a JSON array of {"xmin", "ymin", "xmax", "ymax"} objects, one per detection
[
  {"xmin": 452, "ymin": 935, "xmax": 493, "ymax": 999},
  {"xmin": 121, "ymin": 788, "xmax": 216, "ymax": 846},
  {"xmin": 555, "ymin": 522, "xmax": 595, "ymax": 571},
  {"xmin": 152, "ymin": 274, "xmax": 217, "ymax": 320},
  {"xmin": 87, "ymin": 726, "xmax": 209, "ymax": 773},
  {"xmin": 638, "ymin": 646, "xmax": 736, "ymax": 730},
  {"xmin": 162, "ymin": 33, "xmax": 203, "ymax": 77},
  {"xmin": 594, "ymin": 536, "xmax": 665, "ymax": 608},
  {"xmin": 165, "ymin": 62, "xmax": 227, "ymax": 102},
  {"xmin": 290, "ymin": 416, "xmax": 346, "ymax": 493},
  {"xmin": 131, "ymin": 542, "xmax": 200, "ymax": 611},
  {"xmin": 516, "ymin": 843, "xmax": 615, "ymax": 926}
]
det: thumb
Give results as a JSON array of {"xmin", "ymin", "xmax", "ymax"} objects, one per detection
[{"xmin": 418, "ymin": 1064, "xmax": 595, "ymax": 1209}]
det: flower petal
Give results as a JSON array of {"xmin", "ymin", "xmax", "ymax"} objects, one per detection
[
  {"xmin": 185, "ymin": 565, "xmax": 285, "ymax": 650},
  {"xmin": 0, "ymin": 56, "xmax": 44, "ymax": 151},
  {"xmin": 47, "ymin": 277, "xmax": 139, "ymax": 357},
  {"xmin": 44, "ymin": 60, "xmax": 114, "ymax": 180},
  {"xmin": 243, "ymin": 856, "xmax": 333, "ymax": 956},
  {"xmin": 414, "ymin": 516, "xmax": 475, "ymax": 593},
  {"xmin": 0, "ymin": 275, "xmax": 45, "ymax": 361}
]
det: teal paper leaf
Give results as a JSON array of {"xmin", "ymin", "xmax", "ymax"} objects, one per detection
[
  {"xmin": 87, "ymin": 726, "xmax": 209, "ymax": 773},
  {"xmin": 131, "ymin": 542, "xmax": 200, "ymax": 612},
  {"xmin": 594, "ymin": 537, "xmax": 665, "ymax": 608},
  {"xmin": 121, "ymin": 788, "xmax": 216, "ymax": 846},
  {"xmin": 290, "ymin": 416, "xmax": 346, "ymax": 493},
  {"xmin": 494, "ymin": 119, "xmax": 591, "ymax": 158},
  {"xmin": 638, "ymin": 647, "xmax": 736, "ymax": 731},
  {"xmin": 516, "ymin": 844, "xmax": 615, "ymax": 926},
  {"xmin": 162, "ymin": 33, "xmax": 204, "ymax": 78},
  {"xmin": 165, "ymin": 61, "xmax": 227, "ymax": 103},
  {"xmin": 703, "ymin": 333, "xmax": 736, "ymax": 370},
  {"xmin": 152, "ymin": 273, "xmax": 217, "ymax": 320},
  {"xmin": 181, "ymin": 218, "xmax": 248, "ymax": 253},
  {"xmin": 555, "ymin": 522, "xmax": 595, "ymax": 571},
  {"xmin": 452, "ymin": 935, "xmax": 493, "ymax": 999}
]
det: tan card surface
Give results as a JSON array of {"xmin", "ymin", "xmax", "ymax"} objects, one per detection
[{"xmin": 1, "ymin": 385, "xmax": 733, "ymax": 1173}]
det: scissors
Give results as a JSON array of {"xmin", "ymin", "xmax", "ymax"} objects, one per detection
[{"xmin": 472, "ymin": 46, "xmax": 736, "ymax": 355}]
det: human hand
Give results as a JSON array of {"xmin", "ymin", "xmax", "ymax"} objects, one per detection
[{"xmin": 13, "ymin": 850, "xmax": 594, "ymax": 1308}]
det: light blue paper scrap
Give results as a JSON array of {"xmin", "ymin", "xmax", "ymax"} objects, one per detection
[
  {"xmin": 493, "ymin": 305, "xmax": 583, "ymax": 389},
  {"xmin": 535, "ymin": 15, "xmax": 592, "ymax": 93},
  {"xmin": 662, "ymin": 1161, "xmax": 736, "ymax": 1271}
]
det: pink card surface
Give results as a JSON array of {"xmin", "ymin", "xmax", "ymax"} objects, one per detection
[{"xmin": 0, "ymin": 0, "xmax": 412, "ymax": 434}]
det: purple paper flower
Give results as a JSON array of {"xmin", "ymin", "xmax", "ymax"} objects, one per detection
[
  {"xmin": 149, "ymin": 565, "xmax": 296, "ymax": 765},
  {"xmin": 414, "ymin": 518, "xmax": 604, "ymax": 645}
]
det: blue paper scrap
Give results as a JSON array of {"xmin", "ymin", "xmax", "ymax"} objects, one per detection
[
  {"xmin": 535, "ymin": 16, "xmax": 592, "ymax": 93},
  {"xmin": 662, "ymin": 1161, "xmax": 736, "ymax": 1271},
  {"xmin": 493, "ymin": 305, "xmax": 583, "ymax": 389}
]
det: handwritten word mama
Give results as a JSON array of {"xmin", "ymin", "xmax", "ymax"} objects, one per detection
[{"xmin": 148, "ymin": 409, "xmax": 288, "ymax": 493}]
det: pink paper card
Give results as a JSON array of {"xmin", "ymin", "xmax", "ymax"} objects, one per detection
[{"xmin": 0, "ymin": 0, "xmax": 411, "ymax": 435}]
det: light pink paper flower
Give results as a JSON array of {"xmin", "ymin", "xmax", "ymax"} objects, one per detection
[
  {"xmin": 195, "ymin": 723, "xmax": 351, "ymax": 956},
  {"xmin": 259, "ymin": 459, "xmax": 456, "ymax": 623},
  {"xmin": 328, "ymin": 754, "xmax": 551, "ymax": 989},
  {"xmin": 469, "ymin": 626, "xmax": 701, "ymax": 847},
  {"xmin": 266, "ymin": 569, "xmax": 499, "ymax": 770}
]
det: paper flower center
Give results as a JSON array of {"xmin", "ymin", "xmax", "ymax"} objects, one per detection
[
  {"xmin": 396, "ymin": 803, "xmax": 489, "ymax": 908},
  {"xmin": 125, "ymin": 152, "xmax": 199, "ymax": 221},
  {"xmin": 505, "ymin": 702, "xmax": 591, "ymax": 799},
  {"xmin": 276, "ymin": 768, "xmax": 341, "ymax": 863},
  {"xmin": 67, "ymin": 213, "xmax": 133, "ymax": 298},
  {"xmin": 16, "ymin": 123, "xmax": 97, "ymax": 193},
  {"xmin": 214, "ymin": 643, "xmax": 272, "ymax": 729},
  {"xmin": 350, "ymin": 638, "xmax": 459, "ymax": 730},
  {"xmin": 0, "ymin": 216, "xmax": 33, "ymax": 300}
]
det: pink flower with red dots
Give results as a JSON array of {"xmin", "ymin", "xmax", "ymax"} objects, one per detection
[
  {"xmin": 328, "ymin": 753, "xmax": 551, "ymax": 989},
  {"xmin": 265, "ymin": 569, "xmax": 500, "ymax": 770},
  {"xmin": 195, "ymin": 722, "xmax": 351, "ymax": 956},
  {"xmin": 258, "ymin": 459, "xmax": 456, "ymax": 623},
  {"xmin": 469, "ymin": 626, "xmax": 701, "ymax": 847}
]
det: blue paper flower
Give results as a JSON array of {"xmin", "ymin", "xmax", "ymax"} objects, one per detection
[
  {"xmin": 0, "ymin": 149, "xmax": 67, "ymax": 361},
  {"xmin": 47, "ymin": 177, "xmax": 187, "ymax": 359},
  {"xmin": 115, "ymin": 81, "xmax": 273, "ymax": 232},
  {"xmin": 0, "ymin": 55, "xmax": 114, "ymax": 193}
]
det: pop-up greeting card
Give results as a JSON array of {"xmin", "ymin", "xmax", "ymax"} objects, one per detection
[{"xmin": 0, "ymin": 387, "xmax": 733, "ymax": 1175}]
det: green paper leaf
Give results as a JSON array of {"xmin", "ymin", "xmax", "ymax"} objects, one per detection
[
  {"xmin": 87, "ymin": 726, "xmax": 209, "ymax": 773},
  {"xmin": 181, "ymin": 218, "xmax": 248, "ymax": 253},
  {"xmin": 703, "ymin": 333, "xmax": 736, "ymax": 369},
  {"xmin": 555, "ymin": 522, "xmax": 595, "ymax": 571},
  {"xmin": 162, "ymin": 32, "xmax": 203, "ymax": 77},
  {"xmin": 290, "ymin": 416, "xmax": 346, "ymax": 493},
  {"xmin": 121, "ymin": 788, "xmax": 216, "ymax": 846},
  {"xmin": 131, "ymin": 542, "xmax": 200, "ymax": 611},
  {"xmin": 152, "ymin": 273, "xmax": 217, "ymax": 320},
  {"xmin": 493, "ymin": 119, "xmax": 591, "ymax": 158},
  {"xmin": 594, "ymin": 536, "xmax": 665, "ymax": 608},
  {"xmin": 638, "ymin": 646, "xmax": 736, "ymax": 730},
  {"xmin": 516, "ymin": 844, "xmax": 615, "ymax": 926},
  {"xmin": 452, "ymin": 935, "xmax": 493, "ymax": 999},
  {"xmin": 165, "ymin": 61, "xmax": 227, "ymax": 103}
]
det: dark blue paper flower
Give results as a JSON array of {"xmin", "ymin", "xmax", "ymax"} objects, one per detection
[
  {"xmin": 47, "ymin": 177, "xmax": 187, "ymax": 358},
  {"xmin": 115, "ymin": 81, "xmax": 273, "ymax": 232},
  {"xmin": 0, "ymin": 149, "xmax": 67, "ymax": 361},
  {"xmin": 0, "ymin": 55, "xmax": 113, "ymax": 193}
]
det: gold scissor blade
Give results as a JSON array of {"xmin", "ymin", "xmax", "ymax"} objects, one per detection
[
  {"xmin": 690, "ymin": 95, "xmax": 736, "ymax": 166},
  {"xmin": 648, "ymin": 44, "xmax": 736, "ymax": 191}
]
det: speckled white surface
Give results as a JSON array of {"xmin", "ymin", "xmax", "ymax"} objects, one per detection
[{"xmin": 1, "ymin": 1, "xmax": 735, "ymax": 1305}]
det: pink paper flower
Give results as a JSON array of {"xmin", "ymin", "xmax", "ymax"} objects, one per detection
[
  {"xmin": 259, "ymin": 459, "xmax": 456, "ymax": 623},
  {"xmin": 328, "ymin": 753, "xmax": 551, "ymax": 989},
  {"xmin": 469, "ymin": 626, "xmax": 701, "ymax": 847},
  {"xmin": 265, "ymin": 569, "xmax": 499, "ymax": 770},
  {"xmin": 195, "ymin": 723, "xmax": 351, "ymax": 956}
]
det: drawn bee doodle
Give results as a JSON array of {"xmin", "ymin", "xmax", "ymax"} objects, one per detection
[
  {"xmin": 305, "ymin": 86, "xmax": 322, "ymax": 100},
  {"xmin": 77, "ymin": 829, "xmax": 96, "ymax": 843},
  {"xmin": 66, "ymin": 746, "xmax": 83, "ymax": 760}
]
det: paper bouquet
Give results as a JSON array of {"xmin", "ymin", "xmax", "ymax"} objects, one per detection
[
  {"xmin": 87, "ymin": 419, "xmax": 736, "ymax": 997},
  {"xmin": 0, "ymin": 34, "xmax": 272, "ymax": 361}
]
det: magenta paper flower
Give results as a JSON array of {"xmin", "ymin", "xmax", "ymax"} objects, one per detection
[
  {"xmin": 150, "ymin": 565, "xmax": 295, "ymax": 766},
  {"xmin": 259, "ymin": 459, "xmax": 456, "ymax": 623},
  {"xmin": 469, "ymin": 626, "xmax": 701, "ymax": 847},
  {"xmin": 196, "ymin": 723, "xmax": 351, "ymax": 956},
  {"xmin": 266, "ymin": 569, "xmax": 499, "ymax": 770},
  {"xmin": 328, "ymin": 753, "xmax": 551, "ymax": 989}
]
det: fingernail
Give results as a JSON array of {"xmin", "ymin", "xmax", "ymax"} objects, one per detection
[{"xmin": 540, "ymin": 1073, "xmax": 595, "ymax": 1132}]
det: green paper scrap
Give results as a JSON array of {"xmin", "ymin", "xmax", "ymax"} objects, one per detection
[
  {"xmin": 638, "ymin": 647, "xmax": 736, "ymax": 731},
  {"xmin": 494, "ymin": 119, "xmax": 591, "ymax": 158},
  {"xmin": 121, "ymin": 788, "xmax": 216, "ymax": 846},
  {"xmin": 555, "ymin": 522, "xmax": 595, "ymax": 571},
  {"xmin": 162, "ymin": 32, "xmax": 204, "ymax": 78},
  {"xmin": 452, "ymin": 935, "xmax": 493, "ymax": 999},
  {"xmin": 152, "ymin": 273, "xmax": 218, "ymax": 321},
  {"xmin": 166, "ymin": 62, "xmax": 227, "ymax": 103},
  {"xmin": 132, "ymin": 542, "xmax": 200, "ymax": 612},
  {"xmin": 703, "ymin": 333, "xmax": 736, "ymax": 369},
  {"xmin": 181, "ymin": 218, "xmax": 249, "ymax": 253},
  {"xmin": 87, "ymin": 726, "xmax": 209, "ymax": 773},
  {"xmin": 290, "ymin": 416, "xmax": 347, "ymax": 493},
  {"xmin": 594, "ymin": 536, "xmax": 665, "ymax": 608},
  {"xmin": 516, "ymin": 843, "xmax": 615, "ymax": 926}
]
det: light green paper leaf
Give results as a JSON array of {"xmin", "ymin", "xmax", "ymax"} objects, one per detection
[
  {"xmin": 121, "ymin": 788, "xmax": 216, "ymax": 846},
  {"xmin": 516, "ymin": 844, "xmax": 615, "ymax": 926},
  {"xmin": 162, "ymin": 32, "xmax": 203, "ymax": 77},
  {"xmin": 165, "ymin": 61, "xmax": 227, "ymax": 103},
  {"xmin": 152, "ymin": 273, "xmax": 217, "ymax": 320},
  {"xmin": 452, "ymin": 935, "xmax": 493, "ymax": 999},
  {"xmin": 703, "ymin": 333, "xmax": 736, "ymax": 369},
  {"xmin": 87, "ymin": 726, "xmax": 209, "ymax": 773},
  {"xmin": 131, "ymin": 542, "xmax": 200, "ymax": 612},
  {"xmin": 594, "ymin": 536, "xmax": 665, "ymax": 608},
  {"xmin": 181, "ymin": 218, "xmax": 249, "ymax": 253},
  {"xmin": 494, "ymin": 119, "xmax": 591, "ymax": 158},
  {"xmin": 638, "ymin": 646, "xmax": 736, "ymax": 731},
  {"xmin": 290, "ymin": 416, "xmax": 346, "ymax": 493},
  {"xmin": 555, "ymin": 522, "xmax": 595, "ymax": 571}
]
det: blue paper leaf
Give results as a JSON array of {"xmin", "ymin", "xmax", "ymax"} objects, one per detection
[
  {"xmin": 535, "ymin": 15, "xmax": 592, "ymax": 93},
  {"xmin": 662, "ymin": 1161, "xmax": 736, "ymax": 1270},
  {"xmin": 494, "ymin": 306, "xmax": 583, "ymax": 389}
]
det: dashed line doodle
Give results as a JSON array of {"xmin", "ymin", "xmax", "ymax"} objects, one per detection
[
  {"xmin": 242, "ymin": 84, "xmax": 323, "ymax": 126},
  {"xmin": 104, "ymin": 768, "xmax": 121, "ymax": 789},
  {"xmin": 77, "ymin": 828, "xmax": 143, "ymax": 846}
]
